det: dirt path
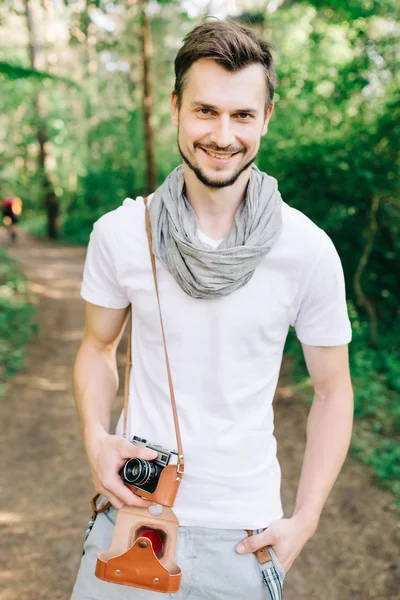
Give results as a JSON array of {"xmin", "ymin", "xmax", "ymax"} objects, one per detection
[{"xmin": 1, "ymin": 230, "xmax": 399, "ymax": 600}]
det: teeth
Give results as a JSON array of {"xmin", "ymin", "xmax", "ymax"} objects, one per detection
[{"xmin": 206, "ymin": 150, "xmax": 233, "ymax": 159}]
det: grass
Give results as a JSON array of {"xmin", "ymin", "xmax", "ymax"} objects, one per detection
[{"xmin": 0, "ymin": 245, "xmax": 37, "ymax": 398}]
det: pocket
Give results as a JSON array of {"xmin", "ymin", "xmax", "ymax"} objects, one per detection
[
  {"xmin": 268, "ymin": 546, "xmax": 285, "ymax": 581},
  {"xmin": 259, "ymin": 546, "xmax": 285, "ymax": 600}
]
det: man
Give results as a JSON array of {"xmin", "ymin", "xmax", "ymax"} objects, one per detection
[
  {"xmin": 2, "ymin": 195, "xmax": 22, "ymax": 242},
  {"xmin": 71, "ymin": 20, "xmax": 353, "ymax": 600}
]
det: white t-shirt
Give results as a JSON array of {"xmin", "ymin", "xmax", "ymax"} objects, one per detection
[{"xmin": 81, "ymin": 194, "xmax": 352, "ymax": 529}]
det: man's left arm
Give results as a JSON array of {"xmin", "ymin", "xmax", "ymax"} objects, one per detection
[{"xmin": 236, "ymin": 343, "xmax": 353, "ymax": 573}]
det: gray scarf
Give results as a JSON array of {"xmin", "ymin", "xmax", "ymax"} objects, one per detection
[{"xmin": 149, "ymin": 164, "xmax": 282, "ymax": 299}]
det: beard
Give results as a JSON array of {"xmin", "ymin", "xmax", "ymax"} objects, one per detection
[{"xmin": 177, "ymin": 138, "xmax": 257, "ymax": 189}]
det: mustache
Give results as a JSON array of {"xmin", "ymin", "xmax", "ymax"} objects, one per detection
[{"xmin": 194, "ymin": 142, "xmax": 244, "ymax": 154}]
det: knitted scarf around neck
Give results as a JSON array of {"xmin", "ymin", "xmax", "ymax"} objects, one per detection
[{"xmin": 148, "ymin": 164, "xmax": 283, "ymax": 299}]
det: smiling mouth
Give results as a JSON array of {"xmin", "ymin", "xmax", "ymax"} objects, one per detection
[{"xmin": 200, "ymin": 147, "xmax": 240, "ymax": 160}]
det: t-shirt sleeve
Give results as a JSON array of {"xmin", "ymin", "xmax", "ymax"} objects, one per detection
[
  {"xmin": 80, "ymin": 212, "xmax": 129, "ymax": 309},
  {"xmin": 294, "ymin": 236, "xmax": 352, "ymax": 346}
]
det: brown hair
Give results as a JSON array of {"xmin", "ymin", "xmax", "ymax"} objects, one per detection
[{"xmin": 174, "ymin": 20, "xmax": 277, "ymax": 110}]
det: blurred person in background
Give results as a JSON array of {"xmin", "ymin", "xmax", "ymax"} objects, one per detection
[
  {"xmin": 71, "ymin": 19, "xmax": 353, "ymax": 600},
  {"xmin": 2, "ymin": 195, "xmax": 23, "ymax": 242}
]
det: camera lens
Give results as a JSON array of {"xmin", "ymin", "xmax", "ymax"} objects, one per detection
[{"xmin": 123, "ymin": 458, "xmax": 160, "ymax": 486}]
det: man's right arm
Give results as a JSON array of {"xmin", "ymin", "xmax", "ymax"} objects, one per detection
[{"xmin": 73, "ymin": 301, "xmax": 157, "ymax": 509}]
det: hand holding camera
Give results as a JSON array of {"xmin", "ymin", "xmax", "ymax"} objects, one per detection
[
  {"xmin": 95, "ymin": 435, "xmax": 183, "ymax": 592},
  {"xmin": 120, "ymin": 436, "xmax": 182, "ymax": 507},
  {"xmin": 84, "ymin": 427, "xmax": 158, "ymax": 510},
  {"xmin": 121, "ymin": 436, "xmax": 178, "ymax": 490}
]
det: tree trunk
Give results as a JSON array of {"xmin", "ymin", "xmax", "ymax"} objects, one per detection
[
  {"xmin": 140, "ymin": 0, "xmax": 156, "ymax": 194},
  {"xmin": 25, "ymin": 0, "xmax": 59, "ymax": 238},
  {"xmin": 353, "ymin": 195, "xmax": 380, "ymax": 348}
]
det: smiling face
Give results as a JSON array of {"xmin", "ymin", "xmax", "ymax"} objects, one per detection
[{"xmin": 171, "ymin": 59, "xmax": 273, "ymax": 189}]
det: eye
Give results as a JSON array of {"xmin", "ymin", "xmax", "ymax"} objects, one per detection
[
  {"xmin": 199, "ymin": 108, "xmax": 211, "ymax": 115},
  {"xmin": 237, "ymin": 112, "xmax": 251, "ymax": 120}
]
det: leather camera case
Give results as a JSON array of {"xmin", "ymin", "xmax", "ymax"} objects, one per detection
[
  {"xmin": 124, "ymin": 464, "xmax": 182, "ymax": 507},
  {"xmin": 95, "ymin": 505, "xmax": 182, "ymax": 593}
]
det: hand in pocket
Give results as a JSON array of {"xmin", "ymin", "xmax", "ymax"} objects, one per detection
[{"xmin": 236, "ymin": 516, "xmax": 315, "ymax": 575}]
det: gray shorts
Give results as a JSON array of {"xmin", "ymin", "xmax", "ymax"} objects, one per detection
[{"xmin": 70, "ymin": 508, "xmax": 285, "ymax": 600}]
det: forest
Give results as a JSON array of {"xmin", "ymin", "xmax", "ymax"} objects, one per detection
[{"xmin": 0, "ymin": 0, "xmax": 399, "ymax": 507}]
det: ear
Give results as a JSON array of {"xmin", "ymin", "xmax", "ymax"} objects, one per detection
[
  {"xmin": 261, "ymin": 103, "xmax": 274, "ymax": 136},
  {"xmin": 171, "ymin": 92, "xmax": 179, "ymax": 127}
]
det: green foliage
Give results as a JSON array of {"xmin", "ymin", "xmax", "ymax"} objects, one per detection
[
  {"xmin": 289, "ymin": 0, "xmax": 399, "ymax": 20},
  {"xmin": 352, "ymin": 428, "xmax": 400, "ymax": 508},
  {"xmin": 260, "ymin": 1, "xmax": 400, "ymax": 507},
  {"xmin": 0, "ymin": 61, "xmax": 80, "ymax": 89},
  {"xmin": 0, "ymin": 247, "xmax": 37, "ymax": 397}
]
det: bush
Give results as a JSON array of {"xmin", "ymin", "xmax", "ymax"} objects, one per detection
[{"xmin": 0, "ymin": 247, "xmax": 37, "ymax": 397}]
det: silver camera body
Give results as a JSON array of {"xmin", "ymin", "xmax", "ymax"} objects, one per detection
[{"xmin": 131, "ymin": 436, "xmax": 178, "ymax": 468}]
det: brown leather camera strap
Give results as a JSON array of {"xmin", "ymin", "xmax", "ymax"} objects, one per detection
[
  {"xmin": 122, "ymin": 197, "xmax": 184, "ymax": 476},
  {"xmin": 123, "ymin": 311, "xmax": 132, "ymax": 437},
  {"xmin": 246, "ymin": 530, "xmax": 272, "ymax": 565}
]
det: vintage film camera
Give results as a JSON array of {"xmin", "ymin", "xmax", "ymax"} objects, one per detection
[
  {"xmin": 121, "ymin": 436, "xmax": 179, "ymax": 499},
  {"xmin": 97, "ymin": 442, "xmax": 183, "ymax": 591}
]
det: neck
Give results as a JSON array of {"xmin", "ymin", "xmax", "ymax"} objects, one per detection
[{"xmin": 183, "ymin": 164, "xmax": 251, "ymax": 240}]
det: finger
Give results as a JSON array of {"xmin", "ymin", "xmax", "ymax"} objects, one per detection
[
  {"xmin": 97, "ymin": 473, "xmax": 137, "ymax": 508},
  {"xmin": 103, "ymin": 490, "xmax": 124, "ymax": 510},
  {"xmin": 236, "ymin": 530, "xmax": 275, "ymax": 555},
  {"xmin": 112, "ymin": 478, "xmax": 153, "ymax": 507},
  {"xmin": 118, "ymin": 438, "xmax": 158, "ymax": 461},
  {"xmin": 135, "ymin": 446, "xmax": 158, "ymax": 460},
  {"xmin": 100, "ymin": 480, "xmax": 152, "ymax": 509},
  {"xmin": 101, "ymin": 483, "xmax": 152, "ymax": 510},
  {"xmin": 108, "ymin": 488, "xmax": 152, "ymax": 509},
  {"xmin": 125, "ymin": 493, "xmax": 153, "ymax": 508}
]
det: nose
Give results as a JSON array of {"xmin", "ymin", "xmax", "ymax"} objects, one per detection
[{"xmin": 210, "ymin": 115, "xmax": 235, "ymax": 150}]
